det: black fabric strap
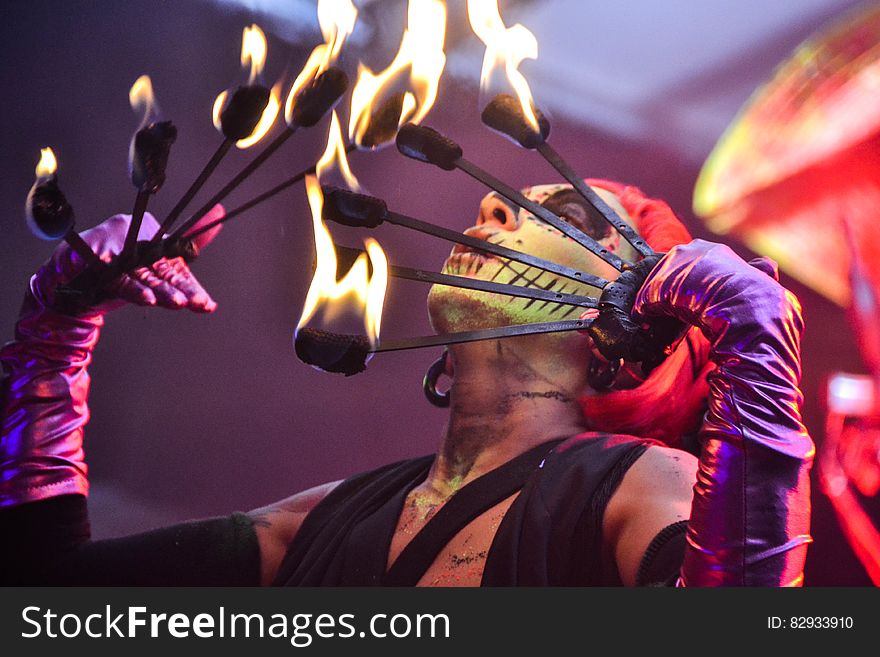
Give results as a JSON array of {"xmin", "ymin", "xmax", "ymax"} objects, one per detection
[
  {"xmin": 635, "ymin": 519, "xmax": 688, "ymax": 586},
  {"xmin": 383, "ymin": 439, "xmax": 564, "ymax": 586},
  {"xmin": 274, "ymin": 456, "xmax": 434, "ymax": 586}
]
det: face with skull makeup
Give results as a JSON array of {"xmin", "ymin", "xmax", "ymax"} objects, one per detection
[
  {"xmin": 427, "ymin": 183, "xmax": 641, "ymax": 331},
  {"xmin": 423, "ymin": 179, "xmax": 708, "ymax": 443}
]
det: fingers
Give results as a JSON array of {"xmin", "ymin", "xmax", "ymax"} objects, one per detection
[
  {"xmin": 132, "ymin": 211, "xmax": 218, "ymax": 311},
  {"xmin": 132, "ymin": 266, "xmax": 189, "ymax": 309},
  {"xmin": 152, "ymin": 257, "xmax": 217, "ymax": 313},
  {"xmin": 577, "ymin": 308, "xmax": 609, "ymax": 363},
  {"xmin": 577, "ymin": 308, "xmax": 599, "ymax": 335},
  {"xmin": 112, "ymin": 273, "xmax": 157, "ymax": 307},
  {"xmin": 110, "ymin": 258, "xmax": 216, "ymax": 313}
]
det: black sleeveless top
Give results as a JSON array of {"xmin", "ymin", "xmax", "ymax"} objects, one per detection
[{"xmin": 273, "ymin": 432, "xmax": 656, "ymax": 586}]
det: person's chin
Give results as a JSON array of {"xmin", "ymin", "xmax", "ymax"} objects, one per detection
[{"xmin": 427, "ymin": 288, "xmax": 528, "ymax": 335}]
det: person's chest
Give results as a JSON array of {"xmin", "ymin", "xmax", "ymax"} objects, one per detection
[{"xmin": 386, "ymin": 489, "xmax": 520, "ymax": 586}]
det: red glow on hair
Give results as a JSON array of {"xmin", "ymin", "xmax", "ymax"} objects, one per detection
[{"xmin": 577, "ymin": 179, "xmax": 713, "ymax": 448}]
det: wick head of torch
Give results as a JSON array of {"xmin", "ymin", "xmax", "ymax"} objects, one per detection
[
  {"xmin": 26, "ymin": 178, "xmax": 75, "ymax": 241},
  {"xmin": 481, "ymin": 93, "xmax": 549, "ymax": 149},
  {"xmin": 320, "ymin": 186, "xmax": 388, "ymax": 228},
  {"xmin": 220, "ymin": 85, "xmax": 272, "ymax": 141},
  {"xmin": 357, "ymin": 92, "xmax": 407, "ymax": 149},
  {"xmin": 131, "ymin": 120, "xmax": 178, "ymax": 193},
  {"xmin": 288, "ymin": 67, "xmax": 349, "ymax": 128},
  {"xmin": 294, "ymin": 327, "xmax": 371, "ymax": 376},
  {"xmin": 395, "ymin": 123, "xmax": 462, "ymax": 170}
]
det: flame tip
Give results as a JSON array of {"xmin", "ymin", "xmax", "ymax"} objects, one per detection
[
  {"xmin": 468, "ymin": 0, "xmax": 540, "ymax": 133},
  {"xmin": 211, "ymin": 22, "xmax": 277, "ymax": 146},
  {"xmin": 298, "ymin": 177, "xmax": 388, "ymax": 346},
  {"xmin": 35, "ymin": 147, "xmax": 57, "ymax": 178},
  {"xmin": 285, "ymin": 0, "xmax": 358, "ymax": 124},
  {"xmin": 317, "ymin": 110, "xmax": 361, "ymax": 190},
  {"xmin": 241, "ymin": 23, "xmax": 268, "ymax": 84},
  {"xmin": 349, "ymin": 0, "xmax": 447, "ymax": 148}
]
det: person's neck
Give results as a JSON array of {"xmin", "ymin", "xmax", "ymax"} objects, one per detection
[{"xmin": 425, "ymin": 341, "xmax": 588, "ymax": 496}]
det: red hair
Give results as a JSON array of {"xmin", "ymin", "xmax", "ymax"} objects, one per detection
[{"xmin": 578, "ymin": 179, "xmax": 713, "ymax": 448}]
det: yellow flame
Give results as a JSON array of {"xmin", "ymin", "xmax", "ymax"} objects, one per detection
[
  {"xmin": 468, "ymin": 0, "xmax": 539, "ymax": 132},
  {"xmin": 297, "ymin": 175, "xmax": 388, "ymax": 347},
  {"xmin": 35, "ymin": 147, "xmax": 57, "ymax": 178},
  {"xmin": 241, "ymin": 24, "xmax": 268, "ymax": 85},
  {"xmin": 211, "ymin": 26, "xmax": 279, "ymax": 149},
  {"xmin": 316, "ymin": 111, "xmax": 361, "ymax": 190},
  {"xmin": 212, "ymin": 91, "xmax": 228, "ymax": 131},
  {"xmin": 285, "ymin": 0, "xmax": 358, "ymax": 125},
  {"xmin": 129, "ymin": 74, "xmax": 157, "ymax": 130},
  {"xmin": 349, "ymin": 0, "xmax": 446, "ymax": 147}
]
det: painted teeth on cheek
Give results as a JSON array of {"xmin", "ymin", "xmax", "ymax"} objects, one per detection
[
  {"xmin": 505, "ymin": 263, "xmax": 528, "ymax": 286},
  {"xmin": 547, "ymin": 283, "xmax": 576, "ymax": 316},
  {"xmin": 530, "ymin": 277, "xmax": 561, "ymax": 311}
]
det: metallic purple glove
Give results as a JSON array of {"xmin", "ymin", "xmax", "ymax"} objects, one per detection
[
  {"xmin": 0, "ymin": 209, "xmax": 222, "ymax": 508},
  {"xmin": 634, "ymin": 239, "xmax": 814, "ymax": 586}
]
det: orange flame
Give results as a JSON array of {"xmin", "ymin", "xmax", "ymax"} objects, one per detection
[
  {"xmin": 285, "ymin": 0, "xmax": 358, "ymax": 125},
  {"xmin": 317, "ymin": 111, "xmax": 360, "ymax": 191},
  {"xmin": 35, "ymin": 147, "xmax": 57, "ymax": 179},
  {"xmin": 212, "ymin": 24, "xmax": 279, "ymax": 149},
  {"xmin": 297, "ymin": 175, "xmax": 388, "ymax": 348},
  {"xmin": 240, "ymin": 24, "xmax": 268, "ymax": 85},
  {"xmin": 467, "ymin": 0, "xmax": 539, "ymax": 132},
  {"xmin": 349, "ymin": 0, "xmax": 446, "ymax": 148},
  {"xmin": 128, "ymin": 75, "xmax": 160, "ymax": 169}
]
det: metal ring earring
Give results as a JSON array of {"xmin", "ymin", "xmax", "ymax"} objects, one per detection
[{"xmin": 423, "ymin": 351, "xmax": 451, "ymax": 408}]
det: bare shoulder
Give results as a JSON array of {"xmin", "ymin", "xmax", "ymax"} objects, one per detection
[
  {"xmin": 603, "ymin": 445, "xmax": 698, "ymax": 586},
  {"xmin": 614, "ymin": 445, "xmax": 698, "ymax": 506},
  {"xmin": 247, "ymin": 479, "xmax": 342, "ymax": 586}
]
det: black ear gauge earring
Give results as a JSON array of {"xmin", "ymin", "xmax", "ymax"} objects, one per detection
[
  {"xmin": 423, "ymin": 350, "xmax": 451, "ymax": 407},
  {"xmin": 587, "ymin": 357, "xmax": 621, "ymax": 391}
]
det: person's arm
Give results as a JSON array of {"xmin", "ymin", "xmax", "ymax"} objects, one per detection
[
  {"xmin": 0, "ymin": 494, "xmax": 261, "ymax": 585},
  {"xmin": 625, "ymin": 240, "xmax": 813, "ymax": 586},
  {"xmin": 0, "ymin": 208, "xmax": 271, "ymax": 585},
  {"xmin": 603, "ymin": 445, "xmax": 697, "ymax": 586},
  {"xmin": 244, "ymin": 481, "xmax": 342, "ymax": 586}
]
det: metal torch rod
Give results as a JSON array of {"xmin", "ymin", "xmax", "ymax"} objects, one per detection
[
  {"xmin": 381, "ymin": 209, "xmax": 608, "ymax": 289},
  {"xmin": 534, "ymin": 141, "xmax": 655, "ymax": 258},
  {"xmin": 334, "ymin": 245, "xmax": 598, "ymax": 309},
  {"xmin": 371, "ymin": 318, "xmax": 589, "ymax": 353},
  {"xmin": 122, "ymin": 189, "xmax": 152, "ymax": 264},
  {"xmin": 154, "ymin": 139, "xmax": 234, "ymax": 239},
  {"xmin": 185, "ymin": 143, "xmax": 359, "ymax": 240},
  {"xmin": 168, "ymin": 126, "xmax": 298, "ymax": 240},
  {"xmin": 64, "ymin": 229, "xmax": 104, "ymax": 268},
  {"xmin": 451, "ymin": 157, "xmax": 628, "ymax": 271}
]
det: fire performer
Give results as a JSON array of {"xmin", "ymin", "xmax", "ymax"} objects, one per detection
[{"xmin": 0, "ymin": 179, "xmax": 813, "ymax": 586}]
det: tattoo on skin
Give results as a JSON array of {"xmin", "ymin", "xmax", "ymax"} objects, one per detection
[
  {"xmin": 508, "ymin": 390, "xmax": 574, "ymax": 403},
  {"xmin": 450, "ymin": 550, "xmax": 487, "ymax": 567}
]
